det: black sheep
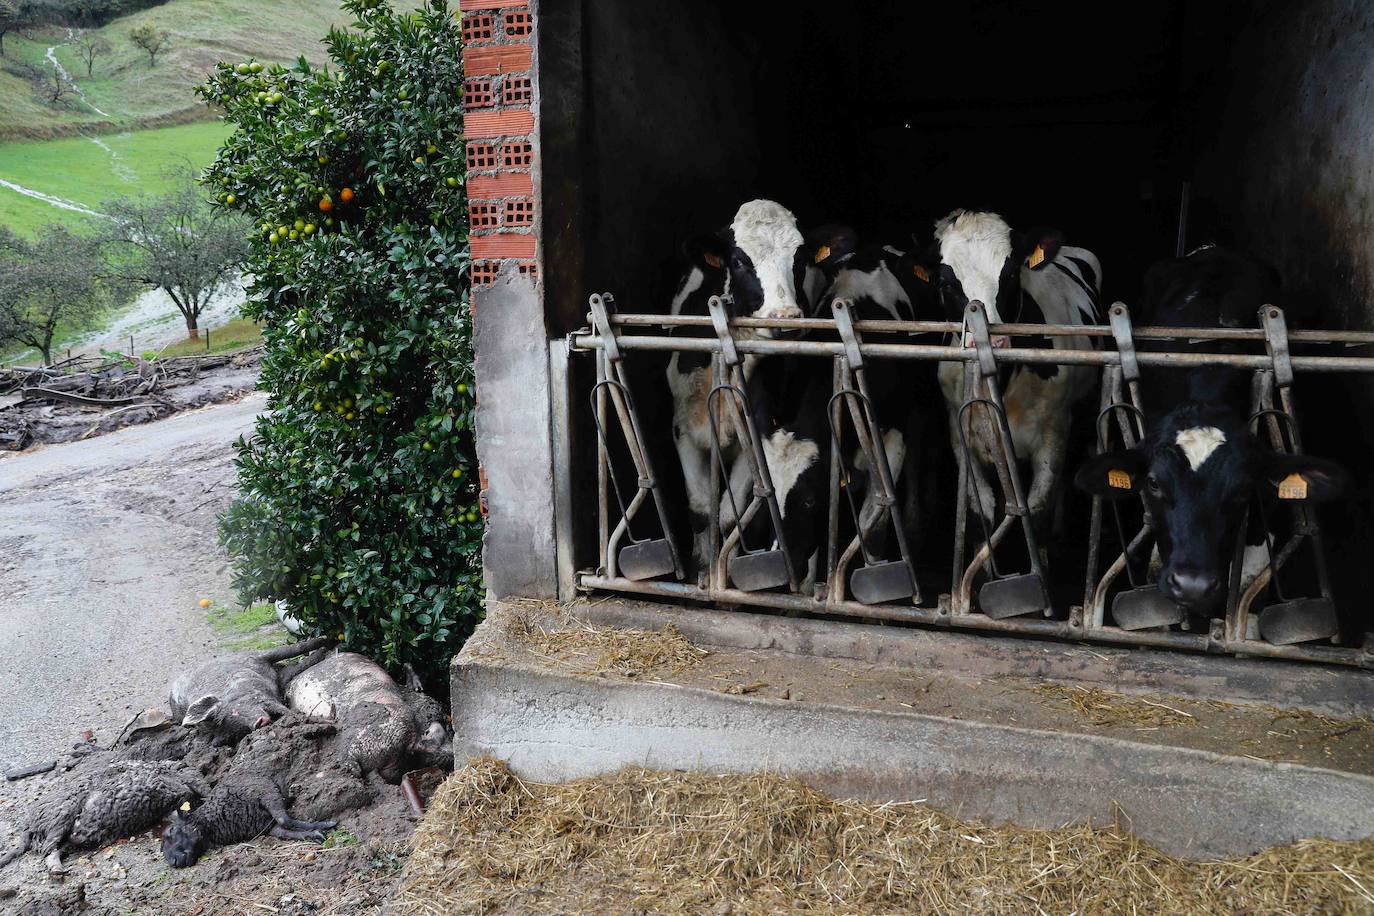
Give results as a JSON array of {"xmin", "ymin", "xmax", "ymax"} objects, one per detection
[{"xmin": 160, "ymin": 722, "xmax": 340, "ymax": 867}]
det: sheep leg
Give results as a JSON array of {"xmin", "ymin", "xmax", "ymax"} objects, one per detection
[
  {"xmin": 270, "ymin": 825, "xmax": 330, "ymax": 842},
  {"xmin": 45, "ymin": 849, "xmax": 68, "ymax": 875},
  {"xmin": 263, "ymin": 795, "xmax": 336, "ymax": 836}
]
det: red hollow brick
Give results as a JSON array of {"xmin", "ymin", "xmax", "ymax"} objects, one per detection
[
  {"xmin": 467, "ymin": 173, "xmax": 533, "ymax": 198},
  {"xmin": 464, "ymin": 110, "xmax": 534, "ymax": 139},
  {"xmin": 463, "ymin": 44, "xmax": 532, "ymax": 76},
  {"xmin": 460, "ymin": 0, "xmax": 527, "ymax": 9},
  {"xmin": 471, "ymin": 235, "xmax": 537, "ymax": 259}
]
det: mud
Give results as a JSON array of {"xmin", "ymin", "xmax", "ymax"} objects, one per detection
[
  {"xmin": 0, "ymin": 716, "xmax": 421, "ymax": 915},
  {"xmin": 1, "ymin": 350, "xmax": 261, "ymax": 451}
]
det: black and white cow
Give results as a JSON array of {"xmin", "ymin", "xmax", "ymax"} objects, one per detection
[
  {"xmin": 1075, "ymin": 246, "xmax": 1348, "ymax": 612},
  {"xmin": 922, "ymin": 209, "xmax": 1102, "ymax": 527},
  {"xmin": 666, "ymin": 199, "xmax": 854, "ymax": 575},
  {"xmin": 815, "ymin": 244, "xmax": 946, "ymax": 552}
]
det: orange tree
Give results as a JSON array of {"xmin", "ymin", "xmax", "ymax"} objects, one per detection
[{"xmin": 202, "ymin": 0, "xmax": 479, "ymax": 684}]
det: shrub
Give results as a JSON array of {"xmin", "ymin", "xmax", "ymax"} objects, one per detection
[{"xmin": 202, "ymin": 0, "xmax": 478, "ymax": 685}]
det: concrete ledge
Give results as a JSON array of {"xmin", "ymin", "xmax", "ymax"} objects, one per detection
[
  {"xmin": 573, "ymin": 598, "xmax": 1373, "ymax": 717},
  {"xmin": 453, "ymin": 601, "xmax": 1374, "ymax": 859}
]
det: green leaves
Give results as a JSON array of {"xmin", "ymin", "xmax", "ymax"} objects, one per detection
[{"xmin": 212, "ymin": 0, "xmax": 477, "ymax": 685}]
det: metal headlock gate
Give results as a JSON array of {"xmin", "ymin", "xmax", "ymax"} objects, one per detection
[{"xmin": 571, "ymin": 293, "xmax": 1374, "ymax": 669}]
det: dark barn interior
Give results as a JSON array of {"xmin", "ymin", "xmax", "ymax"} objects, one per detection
[{"xmin": 539, "ymin": 0, "xmax": 1374, "ymax": 641}]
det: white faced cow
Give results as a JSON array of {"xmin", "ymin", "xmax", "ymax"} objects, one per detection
[
  {"xmin": 924, "ymin": 209, "xmax": 1101, "ymax": 527},
  {"xmin": 666, "ymin": 199, "xmax": 853, "ymax": 576}
]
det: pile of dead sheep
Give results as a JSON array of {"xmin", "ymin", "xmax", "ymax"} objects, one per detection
[{"xmin": 0, "ymin": 639, "xmax": 452, "ymax": 876}]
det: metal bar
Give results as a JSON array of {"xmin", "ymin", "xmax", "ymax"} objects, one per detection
[
  {"xmin": 825, "ymin": 356, "xmax": 844, "ymax": 596},
  {"xmin": 571, "ymin": 333, "xmax": 1374, "ymax": 373},
  {"xmin": 594, "ymin": 347, "xmax": 609, "ymax": 574},
  {"xmin": 577, "ymin": 575, "xmax": 1371, "ymax": 668},
  {"xmin": 605, "ymin": 312, "xmax": 1374, "ymax": 345}
]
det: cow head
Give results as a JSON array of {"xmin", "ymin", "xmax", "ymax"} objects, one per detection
[
  {"xmin": 685, "ymin": 200, "xmax": 854, "ymax": 334},
  {"xmin": 1076, "ymin": 405, "xmax": 1347, "ymax": 612},
  {"xmin": 924, "ymin": 209, "xmax": 1063, "ymax": 326},
  {"xmin": 819, "ymin": 245, "xmax": 943, "ymax": 323}
]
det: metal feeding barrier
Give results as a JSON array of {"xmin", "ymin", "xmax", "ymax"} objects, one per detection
[{"xmin": 572, "ymin": 293, "xmax": 1374, "ymax": 669}]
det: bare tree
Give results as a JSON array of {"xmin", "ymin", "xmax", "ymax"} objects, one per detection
[
  {"xmin": 74, "ymin": 29, "xmax": 110, "ymax": 78},
  {"xmin": 128, "ymin": 23, "xmax": 169, "ymax": 67},
  {"xmin": 99, "ymin": 183, "xmax": 249, "ymax": 339},
  {"xmin": 0, "ymin": 0, "xmax": 32, "ymax": 58},
  {"xmin": 0, "ymin": 225, "xmax": 121, "ymax": 365},
  {"xmin": 25, "ymin": 60, "xmax": 70, "ymax": 104}
]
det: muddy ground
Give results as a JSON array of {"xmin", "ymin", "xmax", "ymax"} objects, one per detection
[
  {"xmin": 0, "ymin": 393, "xmax": 425, "ymax": 912},
  {"xmin": 1, "ymin": 348, "xmax": 262, "ymax": 451},
  {"xmin": 0, "ymin": 719, "xmax": 420, "ymax": 916}
]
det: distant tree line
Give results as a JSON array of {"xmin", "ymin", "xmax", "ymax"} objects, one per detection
[{"xmin": 1, "ymin": 0, "xmax": 170, "ymax": 34}]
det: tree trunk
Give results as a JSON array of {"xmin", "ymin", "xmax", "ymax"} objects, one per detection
[{"xmin": 186, "ymin": 313, "xmax": 200, "ymax": 340}]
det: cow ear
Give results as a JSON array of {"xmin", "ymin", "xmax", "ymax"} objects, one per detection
[
  {"xmin": 1016, "ymin": 227, "xmax": 1064, "ymax": 270},
  {"xmin": 1074, "ymin": 449, "xmax": 1148, "ymax": 498},
  {"xmin": 899, "ymin": 247, "xmax": 939, "ymax": 286},
  {"xmin": 182, "ymin": 696, "xmax": 221, "ymax": 727},
  {"xmin": 806, "ymin": 224, "xmax": 857, "ymax": 267},
  {"xmin": 1259, "ymin": 452, "xmax": 1348, "ymax": 503},
  {"xmin": 683, "ymin": 234, "xmax": 730, "ymax": 272}
]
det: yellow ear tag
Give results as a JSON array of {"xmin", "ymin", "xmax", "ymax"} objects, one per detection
[
  {"xmin": 814, "ymin": 244, "xmax": 831, "ymax": 263},
  {"xmin": 1278, "ymin": 472, "xmax": 1308, "ymax": 500},
  {"xmin": 1028, "ymin": 245, "xmax": 1046, "ymax": 268},
  {"xmin": 179, "ymin": 802, "xmax": 192, "ymax": 812},
  {"xmin": 703, "ymin": 251, "xmax": 723, "ymax": 269},
  {"xmin": 1107, "ymin": 469, "xmax": 1132, "ymax": 490},
  {"xmin": 913, "ymin": 264, "xmax": 930, "ymax": 283}
]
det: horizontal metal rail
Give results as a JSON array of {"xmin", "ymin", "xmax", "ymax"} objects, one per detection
[
  {"xmin": 572, "ymin": 331, "xmax": 1374, "ymax": 373},
  {"xmin": 606, "ymin": 312, "xmax": 1374, "ymax": 345}
]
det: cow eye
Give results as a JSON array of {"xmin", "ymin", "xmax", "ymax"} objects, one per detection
[{"xmin": 1146, "ymin": 476, "xmax": 1163, "ymax": 496}]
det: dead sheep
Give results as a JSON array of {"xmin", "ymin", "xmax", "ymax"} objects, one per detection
[
  {"xmin": 169, "ymin": 635, "xmax": 333, "ymax": 745},
  {"xmin": 0, "ymin": 759, "xmax": 210, "ymax": 874},
  {"xmin": 160, "ymin": 721, "xmax": 342, "ymax": 868},
  {"xmin": 285, "ymin": 652, "xmax": 450, "ymax": 782}
]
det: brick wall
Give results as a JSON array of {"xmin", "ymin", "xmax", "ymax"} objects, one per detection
[{"xmin": 461, "ymin": 0, "xmax": 538, "ymax": 289}]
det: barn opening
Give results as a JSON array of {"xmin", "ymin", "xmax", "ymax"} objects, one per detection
[{"xmin": 498, "ymin": 0, "xmax": 1374, "ymax": 664}]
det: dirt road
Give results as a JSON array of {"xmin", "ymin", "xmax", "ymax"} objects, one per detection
[{"xmin": 0, "ymin": 393, "xmax": 266, "ymax": 768}]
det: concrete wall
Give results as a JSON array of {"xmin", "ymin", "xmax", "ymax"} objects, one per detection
[{"xmin": 1187, "ymin": 0, "xmax": 1374, "ymax": 330}]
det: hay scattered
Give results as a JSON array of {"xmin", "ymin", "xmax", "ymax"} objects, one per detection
[
  {"xmin": 390, "ymin": 758, "xmax": 1374, "ymax": 915},
  {"xmin": 514, "ymin": 616, "xmax": 710, "ymax": 680},
  {"xmin": 1033, "ymin": 684, "xmax": 1197, "ymax": 729}
]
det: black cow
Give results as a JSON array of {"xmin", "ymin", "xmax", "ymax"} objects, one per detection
[{"xmin": 1075, "ymin": 246, "xmax": 1348, "ymax": 611}]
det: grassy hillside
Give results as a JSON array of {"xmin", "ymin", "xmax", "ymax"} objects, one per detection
[
  {"xmin": 0, "ymin": 121, "xmax": 231, "ymax": 233},
  {"xmin": 0, "ymin": 0, "xmax": 360, "ymax": 141}
]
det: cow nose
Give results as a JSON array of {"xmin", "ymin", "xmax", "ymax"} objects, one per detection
[
  {"xmin": 764, "ymin": 304, "xmax": 802, "ymax": 321},
  {"xmin": 1161, "ymin": 568, "xmax": 1220, "ymax": 608}
]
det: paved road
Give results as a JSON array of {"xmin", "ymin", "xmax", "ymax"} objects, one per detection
[{"xmin": 0, "ymin": 394, "xmax": 266, "ymax": 767}]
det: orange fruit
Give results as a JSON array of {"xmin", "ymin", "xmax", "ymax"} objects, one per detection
[
  {"xmin": 339, "ymin": 187, "xmax": 354, "ymax": 203},
  {"xmin": 198, "ymin": 598, "xmax": 211, "ymax": 608},
  {"xmin": 318, "ymin": 196, "xmax": 333, "ymax": 212}
]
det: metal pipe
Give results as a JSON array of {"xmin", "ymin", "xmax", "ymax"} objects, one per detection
[
  {"xmin": 577, "ymin": 575, "xmax": 1371, "ymax": 668},
  {"xmin": 605, "ymin": 312, "xmax": 1374, "ymax": 345},
  {"xmin": 572, "ymin": 333, "xmax": 1374, "ymax": 373}
]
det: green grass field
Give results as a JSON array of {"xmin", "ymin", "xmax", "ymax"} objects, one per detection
[
  {"xmin": 0, "ymin": 121, "xmax": 232, "ymax": 233},
  {"xmin": 159, "ymin": 317, "xmax": 262, "ymax": 357},
  {"xmin": 0, "ymin": 0, "xmax": 360, "ymax": 141}
]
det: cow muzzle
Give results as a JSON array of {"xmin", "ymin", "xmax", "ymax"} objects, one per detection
[{"xmin": 1160, "ymin": 567, "xmax": 1221, "ymax": 610}]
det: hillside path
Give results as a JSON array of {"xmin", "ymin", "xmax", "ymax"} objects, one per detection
[{"xmin": 0, "ymin": 393, "xmax": 265, "ymax": 767}]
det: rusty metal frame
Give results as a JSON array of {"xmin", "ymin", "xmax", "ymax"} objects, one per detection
[{"xmin": 571, "ymin": 294, "xmax": 1374, "ymax": 669}]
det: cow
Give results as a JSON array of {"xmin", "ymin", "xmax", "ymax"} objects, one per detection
[
  {"xmin": 717, "ymin": 243, "xmax": 946, "ymax": 592},
  {"xmin": 1075, "ymin": 246, "xmax": 1347, "ymax": 613},
  {"xmin": 920, "ymin": 209, "xmax": 1102, "ymax": 530},
  {"xmin": 666, "ymin": 199, "xmax": 854, "ymax": 578}
]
